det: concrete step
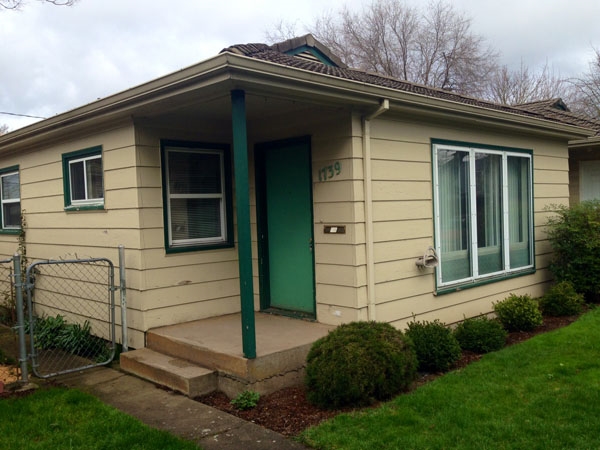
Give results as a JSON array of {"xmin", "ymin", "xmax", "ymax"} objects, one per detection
[
  {"xmin": 146, "ymin": 330, "xmax": 249, "ymax": 378},
  {"xmin": 120, "ymin": 348, "xmax": 217, "ymax": 398}
]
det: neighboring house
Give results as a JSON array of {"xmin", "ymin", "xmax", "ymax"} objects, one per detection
[
  {"xmin": 0, "ymin": 35, "xmax": 595, "ymax": 357},
  {"xmin": 516, "ymin": 98, "xmax": 600, "ymax": 204}
]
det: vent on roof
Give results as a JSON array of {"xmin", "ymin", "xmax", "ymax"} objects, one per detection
[{"xmin": 293, "ymin": 50, "xmax": 324, "ymax": 63}]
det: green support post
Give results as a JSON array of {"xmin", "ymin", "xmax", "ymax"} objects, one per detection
[{"xmin": 231, "ymin": 89, "xmax": 256, "ymax": 359}]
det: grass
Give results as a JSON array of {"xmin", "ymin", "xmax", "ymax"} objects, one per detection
[
  {"xmin": 301, "ymin": 307, "xmax": 600, "ymax": 450},
  {"xmin": 0, "ymin": 388, "xmax": 200, "ymax": 450}
]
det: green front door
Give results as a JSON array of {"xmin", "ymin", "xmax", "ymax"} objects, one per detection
[{"xmin": 256, "ymin": 138, "xmax": 315, "ymax": 315}]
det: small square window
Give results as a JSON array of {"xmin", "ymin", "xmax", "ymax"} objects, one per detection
[{"xmin": 62, "ymin": 147, "xmax": 104, "ymax": 210}]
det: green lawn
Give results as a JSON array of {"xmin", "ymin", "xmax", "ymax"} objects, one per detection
[
  {"xmin": 0, "ymin": 388, "xmax": 200, "ymax": 450},
  {"xmin": 301, "ymin": 307, "xmax": 600, "ymax": 450}
]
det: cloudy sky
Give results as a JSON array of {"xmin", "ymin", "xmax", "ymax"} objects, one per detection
[{"xmin": 1, "ymin": 0, "xmax": 599, "ymax": 131}]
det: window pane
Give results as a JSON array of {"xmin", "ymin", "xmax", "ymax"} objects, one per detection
[
  {"xmin": 86, "ymin": 158, "xmax": 104, "ymax": 200},
  {"xmin": 170, "ymin": 198, "xmax": 221, "ymax": 241},
  {"xmin": 438, "ymin": 149, "xmax": 471, "ymax": 283},
  {"xmin": 3, "ymin": 202, "xmax": 20, "ymax": 228},
  {"xmin": 70, "ymin": 161, "xmax": 86, "ymax": 201},
  {"xmin": 476, "ymin": 153, "xmax": 503, "ymax": 275},
  {"xmin": 1, "ymin": 173, "xmax": 19, "ymax": 200},
  {"xmin": 168, "ymin": 151, "xmax": 221, "ymax": 194},
  {"xmin": 508, "ymin": 156, "xmax": 531, "ymax": 268}
]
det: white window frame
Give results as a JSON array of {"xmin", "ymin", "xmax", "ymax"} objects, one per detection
[
  {"xmin": 68, "ymin": 153, "xmax": 104, "ymax": 206},
  {"xmin": 0, "ymin": 171, "xmax": 20, "ymax": 230},
  {"xmin": 432, "ymin": 143, "xmax": 534, "ymax": 289},
  {"xmin": 164, "ymin": 146, "xmax": 227, "ymax": 248}
]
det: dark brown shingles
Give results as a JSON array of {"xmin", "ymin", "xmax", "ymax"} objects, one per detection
[{"xmin": 221, "ymin": 36, "xmax": 596, "ymax": 133}]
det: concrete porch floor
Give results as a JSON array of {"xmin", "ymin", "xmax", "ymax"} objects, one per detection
[
  {"xmin": 152, "ymin": 312, "xmax": 334, "ymax": 359},
  {"xmin": 121, "ymin": 313, "xmax": 335, "ymax": 398}
]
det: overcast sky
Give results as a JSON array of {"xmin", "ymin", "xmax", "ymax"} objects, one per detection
[{"xmin": 1, "ymin": 0, "xmax": 599, "ymax": 131}]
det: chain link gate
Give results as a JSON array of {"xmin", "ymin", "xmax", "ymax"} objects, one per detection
[{"xmin": 24, "ymin": 258, "xmax": 117, "ymax": 378}]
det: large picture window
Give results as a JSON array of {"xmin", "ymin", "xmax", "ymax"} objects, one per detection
[
  {"xmin": 433, "ymin": 142, "xmax": 534, "ymax": 289},
  {"xmin": 161, "ymin": 141, "xmax": 233, "ymax": 252},
  {"xmin": 62, "ymin": 146, "xmax": 104, "ymax": 209},
  {"xmin": 0, "ymin": 167, "xmax": 20, "ymax": 230}
]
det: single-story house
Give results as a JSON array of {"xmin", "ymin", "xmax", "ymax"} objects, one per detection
[
  {"xmin": 0, "ymin": 35, "xmax": 596, "ymax": 393},
  {"xmin": 515, "ymin": 98, "xmax": 600, "ymax": 204}
]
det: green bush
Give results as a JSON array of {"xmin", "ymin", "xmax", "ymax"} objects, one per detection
[
  {"xmin": 405, "ymin": 320, "xmax": 461, "ymax": 372},
  {"xmin": 305, "ymin": 321, "xmax": 417, "ymax": 409},
  {"xmin": 33, "ymin": 314, "xmax": 66, "ymax": 350},
  {"xmin": 453, "ymin": 316, "xmax": 507, "ymax": 353},
  {"xmin": 493, "ymin": 294, "xmax": 543, "ymax": 332},
  {"xmin": 546, "ymin": 200, "xmax": 600, "ymax": 301},
  {"xmin": 230, "ymin": 390, "xmax": 260, "ymax": 410},
  {"xmin": 539, "ymin": 281, "xmax": 585, "ymax": 317},
  {"xmin": 29, "ymin": 315, "xmax": 111, "ymax": 361}
]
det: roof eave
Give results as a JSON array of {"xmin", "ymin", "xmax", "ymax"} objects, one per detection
[
  {"xmin": 222, "ymin": 53, "xmax": 594, "ymax": 140},
  {"xmin": 569, "ymin": 136, "xmax": 600, "ymax": 148},
  {"xmin": 0, "ymin": 53, "xmax": 234, "ymax": 150}
]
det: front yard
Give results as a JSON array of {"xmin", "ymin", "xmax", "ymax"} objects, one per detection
[{"xmin": 300, "ymin": 306, "xmax": 600, "ymax": 449}]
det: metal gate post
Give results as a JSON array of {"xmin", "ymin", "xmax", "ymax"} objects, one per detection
[
  {"xmin": 12, "ymin": 254, "xmax": 28, "ymax": 383},
  {"xmin": 118, "ymin": 245, "xmax": 128, "ymax": 352}
]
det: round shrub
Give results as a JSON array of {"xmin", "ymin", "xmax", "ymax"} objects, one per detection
[
  {"xmin": 305, "ymin": 321, "xmax": 417, "ymax": 409},
  {"xmin": 539, "ymin": 281, "xmax": 585, "ymax": 317},
  {"xmin": 405, "ymin": 320, "xmax": 461, "ymax": 373},
  {"xmin": 453, "ymin": 316, "xmax": 507, "ymax": 353},
  {"xmin": 493, "ymin": 294, "xmax": 543, "ymax": 332},
  {"xmin": 546, "ymin": 200, "xmax": 600, "ymax": 300}
]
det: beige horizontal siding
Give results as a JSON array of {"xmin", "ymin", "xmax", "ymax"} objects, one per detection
[{"xmin": 360, "ymin": 114, "xmax": 570, "ymax": 331}]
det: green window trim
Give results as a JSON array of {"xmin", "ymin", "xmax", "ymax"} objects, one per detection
[
  {"xmin": 160, "ymin": 140, "xmax": 234, "ymax": 253},
  {"xmin": 431, "ymin": 139, "xmax": 535, "ymax": 292},
  {"xmin": 0, "ymin": 165, "xmax": 21, "ymax": 232},
  {"xmin": 62, "ymin": 146, "xmax": 104, "ymax": 210}
]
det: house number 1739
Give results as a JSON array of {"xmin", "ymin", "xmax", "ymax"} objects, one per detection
[{"xmin": 318, "ymin": 161, "xmax": 342, "ymax": 181}]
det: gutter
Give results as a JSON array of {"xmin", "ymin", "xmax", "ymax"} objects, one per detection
[
  {"xmin": 569, "ymin": 135, "xmax": 600, "ymax": 148},
  {"xmin": 362, "ymin": 99, "xmax": 390, "ymax": 321}
]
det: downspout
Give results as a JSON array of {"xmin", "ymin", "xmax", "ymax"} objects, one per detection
[{"xmin": 362, "ymin": 99, "xmax": 389, "ymax": 321}]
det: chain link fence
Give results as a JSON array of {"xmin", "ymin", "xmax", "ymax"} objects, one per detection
[{"xmin": 25, "ymin": 258, "xmax": 116, "ymax": 378}]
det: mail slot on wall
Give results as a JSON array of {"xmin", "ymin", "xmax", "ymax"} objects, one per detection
[{"xmin": 324, "ymin": 225, "xmax": 346, "ymax": 234}]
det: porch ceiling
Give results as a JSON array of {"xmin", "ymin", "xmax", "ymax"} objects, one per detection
[{"xmin": 133, "ymin": 90, "xmax": 348, "ymax": 126}]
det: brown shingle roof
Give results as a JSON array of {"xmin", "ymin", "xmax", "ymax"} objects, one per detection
[
  {"xmin": 221, "ymin": 35, "xmax": 596, "ymax": 134},
  {"xmin": 515, "ymin": 99, "xmax": 600, "ymax": 135}
]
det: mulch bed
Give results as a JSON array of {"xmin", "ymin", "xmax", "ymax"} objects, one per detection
[{"xmin": 197, "ymin": 313, "xmax": 582, "ymax": 437}]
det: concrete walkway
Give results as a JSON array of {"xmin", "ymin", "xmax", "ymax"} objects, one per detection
[{"xmin": 55, "ymin": 366, "xmax": 309, "ymax": 450}]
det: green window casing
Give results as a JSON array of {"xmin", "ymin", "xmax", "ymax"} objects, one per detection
[
  {"xmin": 0, "ymin": 166, "xmax": 20, "ymax": 231},
  {"xmin": 433, "ymin": 142, "xmax": 534, "ymax": 289},
  {"xmin": 62, "ymin": 146, "xmax": 104, "ymax": 210},
  {"xmin": 161, "ymin": 140, "xmax": 233, "ymax": 252}
]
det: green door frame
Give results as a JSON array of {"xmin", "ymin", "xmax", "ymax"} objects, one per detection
[{"xmin": 255, "ymin": 136, "xmax": 316, "ymax": 318}]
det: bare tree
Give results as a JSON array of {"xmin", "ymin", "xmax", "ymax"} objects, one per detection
[
  {"xmin": 0, "ymin": 124, "xmax": 9, "ymax": 135},
  {"xmin": 0, "ymin": 0, "xmax": 76, "ymax": 10},
  {"xmin": 487, "ymin": 61, "xmax": 566, "ymax": 105},
  {"xmin": 567, "ymin": 48, "xmax": 600, "ymax": 119},
  {"xmin": 304, "ymin": 0, "xmax": 498, "ymax": 97},
  {"xmin": 267, "ymin": 1, "xmax": 575, "ymax": 106}
]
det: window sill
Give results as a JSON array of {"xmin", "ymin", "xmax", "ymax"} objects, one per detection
[
  {"xmin": 435, "ymin": 267, "xmax": 536, "ymax": 296},
  {"xmin": 64, "ymin": 204, "xmax": 105, "ymax": 212},
  {"xmin": 166, "ymin": 242, "xmax": 234, "ymax": 254},
  {"xmin": 0, "ymin": 228, "xmax": 21, "ymax": 235}
]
